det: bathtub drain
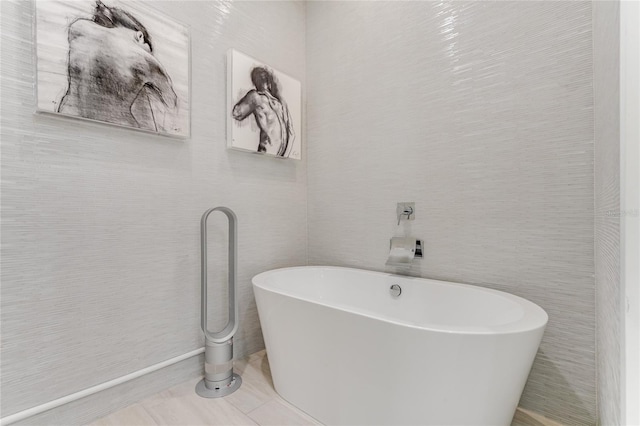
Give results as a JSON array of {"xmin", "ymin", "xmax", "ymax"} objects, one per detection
[{"xmin": 390, "ymin": 284, "xmax": 402, "ymax": 297}]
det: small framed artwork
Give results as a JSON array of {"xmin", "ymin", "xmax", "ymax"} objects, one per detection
[
  {"xmin": 227, "ymin": 49, "xmax": 302, "ymax": 160},
  {"xmin": 35, "ymin": 0, "xmax": 191, "ymax": 138}
]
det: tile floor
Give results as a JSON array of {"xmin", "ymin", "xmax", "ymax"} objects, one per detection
[
  {"xmin": 90, "ymin": 350, "xmax": 558, "ymax": 426},
  {"xmin": 90, "ymin": 350, "xmax": 320, "ymax": 426}
]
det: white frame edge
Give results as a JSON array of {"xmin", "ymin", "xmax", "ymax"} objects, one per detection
[
  {"xmin": 620, "ymin": 1, "xmax": 640, "ymax": 424},
  {"xmin": 225, "ymin": 48, "xmax": 302, "ymax": 160}
]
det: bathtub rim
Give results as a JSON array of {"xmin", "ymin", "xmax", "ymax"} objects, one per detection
[{"xmin": 252, "ymin": 265, "xmax": 548, "ymax": 336}]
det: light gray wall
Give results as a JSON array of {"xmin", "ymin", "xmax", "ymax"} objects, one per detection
[
  {"xmin": 2, "ymin": 1, "xmax": 614, "ymax": 425},
  {"xmin": 0, "ymin": 0, "xmax": 307, "ymax": 422},
  {"xmin": 306, "ymin": 2, "xmax": 596, "ymax": 424},
  {"xmin": 593, "ymin": 1, "xmax": 622, "ymax": 425}
]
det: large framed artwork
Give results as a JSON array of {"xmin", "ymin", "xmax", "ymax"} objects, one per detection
[
  {"xmin": 35, "ymin": 0, "xmax": 191, "ymax": 138},
  {"xmin": 227, "ymin": 49, "xmax": 302, "ymax": 160}
]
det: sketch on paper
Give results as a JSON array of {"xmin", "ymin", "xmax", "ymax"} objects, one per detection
[
  {"xmin": 227, "ymin": 50, "xmax": 302, "ymax": 160},
  {"xmin": 35, "ymin": 0, "xmax": 190, "ymax": 137}
]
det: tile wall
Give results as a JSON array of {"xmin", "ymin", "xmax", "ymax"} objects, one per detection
[
  {"xmin": 306, "ymin": 2, "xmax": 596, "ymax": 424},
  {"xmin": 0, "ymin": 0, "xmax": 307, "ymax": 423}
]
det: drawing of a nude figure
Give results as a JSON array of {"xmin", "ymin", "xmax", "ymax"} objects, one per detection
[{"xmin": 231, "ymin": 67, "xmax": 295, "ymax": 157}]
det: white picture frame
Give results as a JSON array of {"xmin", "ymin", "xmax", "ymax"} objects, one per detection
[
  {"xmin": 227, "ymin": 49, "xmax": 302, "ymax": 160},
  {"xmin": 35, "ymin": 0, "xmax": 191, "ymax": 138}
]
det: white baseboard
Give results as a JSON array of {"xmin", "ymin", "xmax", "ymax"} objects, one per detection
[{"xmin": 1, "ymin": 348, "xmax": 204, "ymax": 426}]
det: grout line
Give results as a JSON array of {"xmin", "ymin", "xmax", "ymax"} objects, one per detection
[
  {"xmin": 138, "ymin": 398, "xmax": 162, "ymax": 426},
  {"xmin": 244, "ymin": 398, "xmax": 274, "ymax": 421},
  {"xmin": 141, "ymin": 409, "xmax": 161, "ymax": 426}
]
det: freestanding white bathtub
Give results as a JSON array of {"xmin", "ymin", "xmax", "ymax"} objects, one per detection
[{"xmin": 252, "ymin": 266, "xmax": 548, "ymax": 426}]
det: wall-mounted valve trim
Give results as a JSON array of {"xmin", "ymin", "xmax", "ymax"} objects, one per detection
[{"xmin": 397, "ymin": 202, "xmax": 415, "ymax": 225}]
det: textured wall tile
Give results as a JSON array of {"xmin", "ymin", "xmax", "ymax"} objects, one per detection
[
  {"xmin": 1, "ymin": 0, "xmax": 307, "ymax": 420},
  {"xmin": 593, "ymin": 1, "xmax": 622, "ymax": 424},
  {"xmin": 2, "ymin": 2, "xmax": 616, "ymax": 426},
  {"xmin": 306, "ymin": 2, "xmax": 595, "ymax": 424}
]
